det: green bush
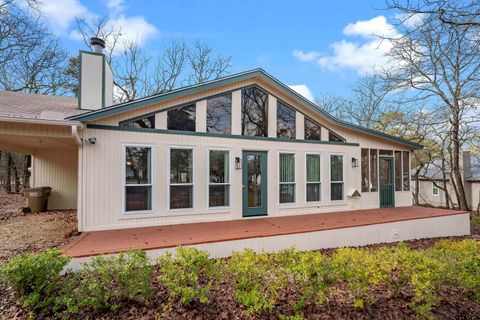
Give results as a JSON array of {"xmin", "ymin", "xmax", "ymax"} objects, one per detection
[
  {"xmin": 0, "ymin": 250, "xmax": 70, "ymax": 311},
  {"xmin": 55, "ymin": 249, "xmax": 154, "ymax": 314},
  {"xmin": 227, "ymin": 249, "xmax": 287, "ymax": 315},
  {"xmin": 158, "ymin": 247, "xmax": 214, "ymax": 305}
]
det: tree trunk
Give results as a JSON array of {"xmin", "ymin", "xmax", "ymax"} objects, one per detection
[
  {"xmin": 451, "ymin": 118, "xmax": 469, "ymax": 210},
  {"xmin": 12, "ymin": 158, "xmax": 20, "ymax": 193},
  {"xmin": 23, "ymin": 155, "xmax": 30, "ymax": 188},
  {"xmin": 441, "ymin": 157, "xmax": 450, "ymax": 209},
  {"xmin": 5, "ymin": 153, "xmax": 12, "ymax": 193}
]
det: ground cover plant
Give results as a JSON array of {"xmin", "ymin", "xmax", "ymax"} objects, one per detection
[{"xmin": 1, "ymin": 240, "xmax": 480, "ymax": 319}]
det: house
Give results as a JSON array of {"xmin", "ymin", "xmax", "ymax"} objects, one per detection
[
  {"xmin": 0, "ymin": 39, "xmax": 470, "ymax": 258},
  {"xmin": 414, "ymin": 151, "xmax": 480, "ymax": 211}
]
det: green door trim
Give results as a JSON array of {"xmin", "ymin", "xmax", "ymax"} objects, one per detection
[
  {"xmin": 379, "ymin": 156, "xmax": 395, "ymax": 208},
  {"xmin": 242, "ymin": 151, "xmax": 268, "ymax": 217}
]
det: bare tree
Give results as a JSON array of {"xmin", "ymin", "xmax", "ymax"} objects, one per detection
[{"xmin": 187, "ymin": 40, "xmax": 231, "ymax": 84}]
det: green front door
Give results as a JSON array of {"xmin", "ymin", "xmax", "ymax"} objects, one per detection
[
  {"xmin": 242, "ymin": 151, "xmax": 268, "ymax": 217},
  {"xmin": 379, "ymin": 157, "xmax": 395, "ymax": 208}
]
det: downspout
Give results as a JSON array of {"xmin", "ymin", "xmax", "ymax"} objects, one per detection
[
  {"xmin": 71, "ymin": 124, "xmax": 84, "ymax": 232},
  {"xmin": 71, "ymin": 124, "xmax": 83, "ymax": 147}
]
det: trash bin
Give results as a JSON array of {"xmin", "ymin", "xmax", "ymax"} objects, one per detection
[{"xmin": 23, "ymin": 186, "xmax": 51, "ymax": 213}]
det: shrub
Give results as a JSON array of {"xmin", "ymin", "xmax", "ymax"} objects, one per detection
[
  {"xmin": 158, "ymin": 247, "xmax": 214, "ymax": 305},
  {"xmin": 227, "ymin": 249, "xmax": 286, "ymax": 315},
  {"xmin": 55, "ymin": 249, "xmax": 154, "ymax": 314},
  {"xmin": 0, "ymin": 250, "xmax": 70, "ymax": 311},
  {"xmin": 330, "ymin": 247, "xmax": 392, "ymax": 309}
]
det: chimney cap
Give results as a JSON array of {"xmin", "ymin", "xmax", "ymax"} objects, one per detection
[{"xmin": 90, "ymin": 37, "xmax": 106, "ymax": 48}]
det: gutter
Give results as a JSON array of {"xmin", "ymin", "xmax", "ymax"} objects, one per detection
[
  {"xmin": 0, "ymin": 116, "xmax": 82, "ymax": 127},
  {"xmin": 71, "ymin": 124, "xmax": 83, "ymax": 147}
]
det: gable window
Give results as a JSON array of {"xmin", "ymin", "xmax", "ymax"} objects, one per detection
[
  {"xmin": 170, "ymin": 148, "xmax": 193, "ymax": 209},
  {"xmin": 207, "ymin": 94, "xmax": 231, "ymax": 134},
  {"xmin": 241, "ymin": 87, "xmax": 268, "ymax": 137},
  {"xmin": 394, "ymin": 151, "xmax": 402, "ymax": 191},
  {"xmin": 361, "ymin": 148, "xmax": 369, "ymax": 192},
  {"xmin": 304, "ymin": 117, "xmax": 321, "ymax": 140},
  {"xmin": 330, "ymin": 154, "xmax": 344, "ymax": 201},
  {"xmin": 403, "ymin": 151, "xmax": 410, "ymax": 191},
  {"xmin": 125, "ymin": 146, "xmax": 152, "ymax": 212},
  {"xmin": 370, "ymin": 149, "xmax": 378, "ymax": 192},
  {"xmin": 209, "ymin": 150, "xmax": 230, "ymax": 207},
  {"xmin": 328, "ymin": 131, "xmax": 345, "ymax": 142},
  {"xmin": 306, "ymin": 154, "xmax": 321, "ymax": 202},
  {"xmin": 279, "ymin": 153, "xmax": 295, "ymax": 203},
  {"xmin": 432, "ymin": 184, "xmax": 439, "ymax": 196},
  {"xmin": 277, "ymin": 101, "xmax": 296, "ymax": 139},
  {"xmin": 168, "ymin": 104, "xmax": 196, "ymax": 131},
  {"xmin": 122, "ymin": 115, "xmax": 155, "ymax": 129}
]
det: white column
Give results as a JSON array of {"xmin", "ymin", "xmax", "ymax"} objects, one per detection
[
  {"xmin": 268, "ymin": 94, "xmax": 277, "ymax": 138},
  {"xmin": 231, "ymin": 90, "xmax": 242, "ymax": 135},
  {"xmin": 321, "ymin": 127, "xmax": 329, "ymax": 141},
  {"xmin": 155, "ymin": 112, "xmax": 167, "ymax": 129},
  {"xmin": 196, "ymin": 100, "xmax": 207, "ymax": 132},
  {"xmin": 296, "ymin": 113, "xmax": 304, "ymax": 139}
]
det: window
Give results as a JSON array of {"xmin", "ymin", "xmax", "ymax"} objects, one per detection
[
  {"xmin": 330, "ymin": 155, "xmax": 344, "ymax": 201},
  {"xmin": 122, "ymin": 115, "xmax": 155, "ymax": 129},
  {"xmin": 125, "ymin": 146, "xmax": 152, "ymax": 212},
  {"xmin": 207, "ymin": 94, "xmax": 231, "ymax": 134},
  {"xmin": 432, "ymin": 184, "xmax": 439, "ymax": 196},
  {"xmin": 329, "ymin": 131, "xmax": 345, "ymax": 142},
  {"xmin": 380, "ymin": 150, "xmax": 393, "ymax": 156},
  {"xmin": 304, "ymin": 117, "xmax": 321, "ymax": 140},
  {"xmin": 394, "ymin": 151, "xmax": 402, "ymax": 191},
  {"xmin": 361, "ymin": 148, "xmax": 369, "ymax": 192},
  {"xmin": 403, "ymin": 151, "xmax": 410, "ymax": 191},
  {"xmin": 306, "ymin": 154, "xmax": 321, "ymax": 202},
  {"xmin": 209, "ymin": 150, "xmax": 230, "ymax": 207},
  {"xmin": 167, "ymin": 104, "xmax": 196, "ymax": 131},
  {"xmin": 277, "ymin": 101, "xmax": 296, "ymax": 139},
  {"xmin": 241, "ymin": 87, "xmax": 268, "ymax": 136},
  {"xmin": 170, "ymin": 148, "xmax": 193, "ymax": 209},
  {"xmin": 279, "ymin": 153, "xmax": 295, "ymax": 203},
  {"xmin": 370, "ymin": 149, "xmax": 378, "ymax": 192}
]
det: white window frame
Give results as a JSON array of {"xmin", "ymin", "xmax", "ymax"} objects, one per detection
[
  {"xmin": 432, "ymin": 183, "xmax": 440, "ymax": 196},
  {"xmin": 305, "ymin": 153, "xmax": 322, "ymax": 203},
  {"xmin": 329, "ymin": 153, "xmax": 346, "ymax": 202},
  {"xmin": 122, "ymin": 143, "xmax": 155, "ymax": 215},
  {"xmin": 207, "ymin": 148, "xmax": 231, "ymax": 209},
  {"xmin": 278, "ymin": 151, "xmax": 296, "ymax": 205},
  {"xmin": 168, "ymin": 146, "xmax": 195, "ymax": 211}
]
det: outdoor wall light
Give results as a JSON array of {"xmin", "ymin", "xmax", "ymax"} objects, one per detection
[
  {"xmin": 352, "ymin": 157, "xmax": 359, "ymax": 168},
  {"xmin": 235, "ymin": 157, "xmax": 241, "ymax": 169},
  {"xmin": 87, "ymin": 137, "xmax": 97, "ymax": 144}
]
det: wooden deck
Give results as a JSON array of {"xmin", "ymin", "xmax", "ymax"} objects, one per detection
[{"xmin": 61, "ymin": 206, "xmax": 468, "ymax": 258}]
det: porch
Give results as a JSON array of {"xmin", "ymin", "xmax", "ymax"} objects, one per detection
[{"xmin": 62, "ymin": 206, "xmax": 470, "ymax": 260}]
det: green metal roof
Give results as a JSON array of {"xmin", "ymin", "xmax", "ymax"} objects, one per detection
[{"xmin": 68, "ymin": 68, "xmax": 423, "ymax": 150}]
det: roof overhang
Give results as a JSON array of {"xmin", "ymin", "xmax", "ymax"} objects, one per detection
[{"xmin": 0, "ymin": 116, "xmax": 82, "ymax": 126}]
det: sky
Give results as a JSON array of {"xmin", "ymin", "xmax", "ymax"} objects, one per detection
[{"xmin": 33, "ymin": 0, "xmax": 409, "ymax": 100}]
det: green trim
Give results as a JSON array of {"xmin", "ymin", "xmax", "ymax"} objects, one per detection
[
  {"xmin": 77, "ymin": 51, "xmax": 82, "ymax": 109},
  {"xmin": 379, "ymin": 156, "xmax": 395, "ymax": 208},
  {"xmin": 101, "ymin": 55, "xmax": 106, "ymax": 108},
  {"xmin": 71, "ymin": 68, "xmax": 423, "ymax": 150},
  {"xmin": 87, "ymin": 124, "xmax": 361, "ymax": 146},
  {"xmin": 242, "ymin": 150, "xmax": 268, "ymax": 217}
]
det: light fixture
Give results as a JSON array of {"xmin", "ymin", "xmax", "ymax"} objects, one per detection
[
  {"xmin": 235, "ymin": 157, "xmax": 241, "ymax": 169},
  {"xmin": 352, "ymin": 157, "xmax": 359, "ymax": 168}
]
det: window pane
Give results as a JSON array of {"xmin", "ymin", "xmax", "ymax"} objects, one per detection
[
  {"xmin": 279, "ymin": 184, "xmax": 295, "ymax": 203},
  {"xmin": 170, "ymin": 149, "xmax": 193, "ymax": 184},
  {"xmin": 170, "ymin": 186, "xmax": 193, "ymax": 209},
  {"xmin": 306, "ymin": 183, "xmax": 321, "ymax": 202},
  {"xmin": 209, "ymin": 150, "xmax": 229, "ymax": 183},
  {"xmin": 207, "ymin": 94, "xmax": 231, "ymax": 134},
  {"xmin": 361, "ymin": 149, "xmax": 369, "ymax": 192},
  {"xmin": 330, "ymin": 155, "xmax": 343, "ymax": 182},
  {"xmin": 167, "ymin": 104, "xmax": 196, "ymax": 131},
  {"xmin": 370, "ymin": 149, "xmax": 378, "ymax": 192},
  {"xmin": 329, "ymin": 132, "xmax": 344, "ymax": 142},
  {"xmin": 306, "ymin": 154, "xmax": 320, "ymax": 182},
  {"xmin": 241, "ymin": 87, "xmax": 268, "ymax": 136},
  {"xmin": 126, "ymin": 147, "xmax": 151, "ymax": 184},
  {"xmin": 304, "ymin": 117, "xmax": 321, "ymax": 140},
  {"xmin": 209, "ymin": 185, "xmax": 230, "ymax": 207},
  {"xmin": 125, "ymin": 186, "xmax": 151, "ymax": 211},
  {"xmin": 403, "ymin": 151, "xmax": 410, "ymax": 191},
  {"xmin": 122, "ymin": 115, "xmax": 155, "ymax": 129},
  {"xmin": 279, "ymin": 154, "xmax": 295, "ymax": 183},
  {"xmin": 395, "ymin": 151, "xmax": 402, "ymax": 191},
  {"xmin": 380, "ymin": 149, "xmax": 393, "ymax": 156},
  {"xmin": 331, "ymin": 182, "xmax": 343, "ymax": 201},
  {"xmin": 277, "ymin": 101, "xmax": 296, "ymax": 139}
]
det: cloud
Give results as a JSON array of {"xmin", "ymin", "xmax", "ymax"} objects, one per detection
[
  {"xmin": 108, "ymin": 15, "xmax": 158, "ymax": 47},
  {"xmin": 394, "ymin": 13, "xmax": 425, "ymax": 28},
  {"xmin": 289, "ymin": 84, "xmax": 315, "ymax": 101},
  {"xmin": 293, "ymin": 15, "xmax": 400, "ymax": 75}
]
